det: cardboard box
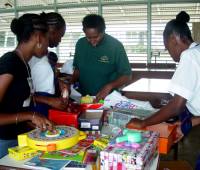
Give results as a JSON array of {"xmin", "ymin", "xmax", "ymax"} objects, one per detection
[
  {"xmin": 146, "ymin": 123, "xmax": 177, "ymax": 154},
  {"xmin": 78, "ymin": 110, "xmax": 104, "ymax": 131},
  {"xmin": 8, "ymin": 146, "xmax": 37, "ymax": 160}
]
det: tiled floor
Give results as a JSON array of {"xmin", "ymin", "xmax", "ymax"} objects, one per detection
[{"xmin": 160, "ymin": 125, "xmax": 200, "ymax": 169}]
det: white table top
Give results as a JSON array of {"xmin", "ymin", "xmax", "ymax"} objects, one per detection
[
  {"xmin": 0, "ymin": 153, "xmax": 159, "ymax": 170},
  {"xmin": 0, "ymin": 154, "xmax": 32, "ymax": 169},
  {"xmin": 123, "ymin": 78, "xmax": 170, "ymax": 93}
]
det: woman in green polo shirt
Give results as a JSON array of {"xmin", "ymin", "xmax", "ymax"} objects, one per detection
[{"xmin": 71, "ymin": 14, "xmax": 131, "ymax": 102}]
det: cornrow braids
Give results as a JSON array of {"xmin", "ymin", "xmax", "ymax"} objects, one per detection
[{"xmin": 41, "ymin": 12, "xmax": 66, "ymax": 30}]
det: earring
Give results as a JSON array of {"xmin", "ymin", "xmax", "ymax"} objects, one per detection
[{"xmin": 37, "ymin": 43, "xmax": 42, "ymax": 49}]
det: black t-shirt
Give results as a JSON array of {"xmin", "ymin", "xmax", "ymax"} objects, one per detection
[{"xmin": 0, "ymin": 51, "xmax": 31, "ymax": 139}]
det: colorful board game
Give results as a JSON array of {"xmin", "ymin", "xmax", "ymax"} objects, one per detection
[{"xmin": 18, "ymin": 126, "xmax": 86, "ymax": 151}]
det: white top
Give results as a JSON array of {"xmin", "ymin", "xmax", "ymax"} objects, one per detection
[
  {"xmin": 60, "ymin": 59, "xmax": 74, "ymax": 75},
  {"xmin": 29, "ymin": 56, "xmax": 55, "ymax": 94},
  {"xmin": 168, "ymin": 42, "xmax": 200, "ymax": 116}
]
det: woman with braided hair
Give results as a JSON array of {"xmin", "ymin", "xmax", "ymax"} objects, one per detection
[
  {"xmin": 0, "ymin": 13, "xmax": 53, "ymax": 158},
  {"xmin": 29, "ymin": 12, "xmax": 68, "ymax": 117}
]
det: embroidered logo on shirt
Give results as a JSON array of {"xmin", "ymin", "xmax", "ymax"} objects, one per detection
[{"xmin": 98, "ymin": 56, "xmax": 109, "ymax": 63}]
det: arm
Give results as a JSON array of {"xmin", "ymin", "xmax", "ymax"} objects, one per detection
[
  {"xmin": 31, "ymin": 58, "xmax": 68, "ymax": 109},
  {"xmin": 96, "ymin": 41, "xmax": 131, "ymax": 102},
  {"xmin": 69, "ymin": 68, "xmax": 80, "ymax": 85},
  {"xmin": 126, "ymin": 95, "xmax": 186, "ymax": 129},
  {"xmin": 95, "ymin": 74, "xmax": 131, "ymax": 102},
  {"xmin": 34, "ymin": 95, "xmax": 68, "ymax": 110},
  {"xmin": 61, "ymin": 68, "xmax": 79, "ymax": 95},
  {"xmin": 191, "ymin": 116, "xmax": 200, "ymax": 127},
  {"xmin": 0, "ymin": 74, "xmax": 53, "ymax": 130}
]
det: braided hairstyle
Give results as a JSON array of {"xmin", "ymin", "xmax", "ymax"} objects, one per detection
[
  {"xmin": 40, "ymin": 12, "xmax": 66, "ymax": 30},
  {"xmin": 40, "ymin": 12, "xmax": 66, "ymax": 48},
  {"xmin": 11, "ymin": 13, "xmax": 47, "ymax": 43}
]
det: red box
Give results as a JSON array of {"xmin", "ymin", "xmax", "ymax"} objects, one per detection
[
  {"xmin": 48, "ymin": 109, "xmax": 81, "ymax": 128},
  {"xmin": 80, "ymin": 103, "xmax": 103, "ymax": 110}
]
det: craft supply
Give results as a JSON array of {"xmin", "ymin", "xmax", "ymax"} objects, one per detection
[
  {"xmin": 80, "ymin": 95, "xmax": 94, "ymax": 104},
  {"xmin": 8, "ymin": 146, "xmax": 38, "ymax": 160},
  {"xmin": 93, "ymin": 135, "xmax": 112, "ymax": 150},
  {"xmin": 116, "ymin": 129, "xmax": 142, "ymax": 143}
]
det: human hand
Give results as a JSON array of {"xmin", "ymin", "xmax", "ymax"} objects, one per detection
[
  {"xmin": 95, "ymin": 84, "xmax": 112, "ymax": 103},
  {"xmin": 49, "ymin": 97, "xmax": 68, "ymax": 110},
  {"xmin": 31, "ymin": 112, "xmax": 54, "ymax": 131},
  {"xmin": 126, "ymin": 118, "xmax": 145, "ymax": 129},
  {"xmin": 65, "ymin": 102, "xmax": 80, "ymax": 113},
  {"xmin": 59, "ymin": 79, "xmax": 71, "ymax": 95},
  {"xmin": 173, "ymin": 121, "xmax": 184, "ymax": 143}
]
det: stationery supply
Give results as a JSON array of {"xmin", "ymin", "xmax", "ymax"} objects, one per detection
[
  {"xmin": 78, "ymin": 110, "xmax": 104, "ymax": 131},
  {"xmin": 100, "ymin": 129, "xmax": 159, "ymax": 170},
  {"xmin": 8, "ymin": 146, "xmax": 38, "ymax": 160},
  {"xmin": 63, "ymin": 161, "xmax": 87, "ymax": 170},
  {"xmin": 24, "ymin": 155, "xmax": 70, "ymax": 170}
]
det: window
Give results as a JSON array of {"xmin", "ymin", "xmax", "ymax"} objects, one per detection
[
  {"xmin": 0, "ymin": 1, "xmax": 199, "ymax": 66},
  {"xmin": 0, "ymin": 13, "xmax": 15, "ymax": 56},
  {"xmin": 0, "ymin": 31, "xmax": 5, "ymax": 47},
  {"xmin": 58, "ymin": 7, "xmax": 98, "ymax": 63},
  {"xmin": 103, "ymin": 4, "xmax": 147, "ymax": 63},
  {"xmin": 6, "ymin": 36, "xmax": 15, "ymax": 47},
  {"xmin": 151, "ymin": 2, "xmax": 200, "ymax": 64}
]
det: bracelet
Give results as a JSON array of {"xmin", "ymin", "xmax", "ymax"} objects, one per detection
[
  {"xmin": 32, "ymin": 112, "xmax": 36, "ymax": 120},
  {"xmin": 16, "ymin": 113, "xmax": 19, "ymax": 125}
]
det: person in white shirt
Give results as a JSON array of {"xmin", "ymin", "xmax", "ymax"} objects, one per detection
[
  {"xmin": 127, "ymin": 11, "xmax": 200, "ymax": 136},
  {"xmin": 29, "ymin": 12, "xmax": 67, "ymax": 117}
]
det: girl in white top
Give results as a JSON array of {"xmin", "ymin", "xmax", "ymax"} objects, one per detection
[
  {"xmin": 28, "ymin": 12, "xmax": 68, "ymax": 117},
  {"xmin": 127, "ymin": 11, "xmax": 200, "ymax": 133}
]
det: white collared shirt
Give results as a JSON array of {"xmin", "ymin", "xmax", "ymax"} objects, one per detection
[
  {"xmin": 168, "ymin": 42, "xmax": 200, "ymax": 116},
  {"xmin": 29, "ymin": 56, "xmax": 55, "ymax": 94}
]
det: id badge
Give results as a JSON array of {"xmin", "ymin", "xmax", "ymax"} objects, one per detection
[
  {"xmin": 27, "ymin": 77, "xmax": 34, "ymax": 94},
  {"xmin": 23, "ymin": 95, "xmax": 31, "ymax": 107}
]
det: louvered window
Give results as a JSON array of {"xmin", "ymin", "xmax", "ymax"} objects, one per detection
[{"xmin": 0, "ymin": 0, "xmax": 199, "ymax": 66}]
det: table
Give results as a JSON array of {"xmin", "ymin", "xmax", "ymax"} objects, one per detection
[
  {"xmin": 0, "ymin": 154, "xmax": 159, "ymax": 170},
  {"xmin": 0, "ymin": 154, "xmax": 93, "ymax": 170},
  {"xmin": 123, "ymin": 78, "xmax": 179, "ymax": 159},
  {"xmin": 122, "ymin": 78, "xmax": 172, "ymax": 108}
]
